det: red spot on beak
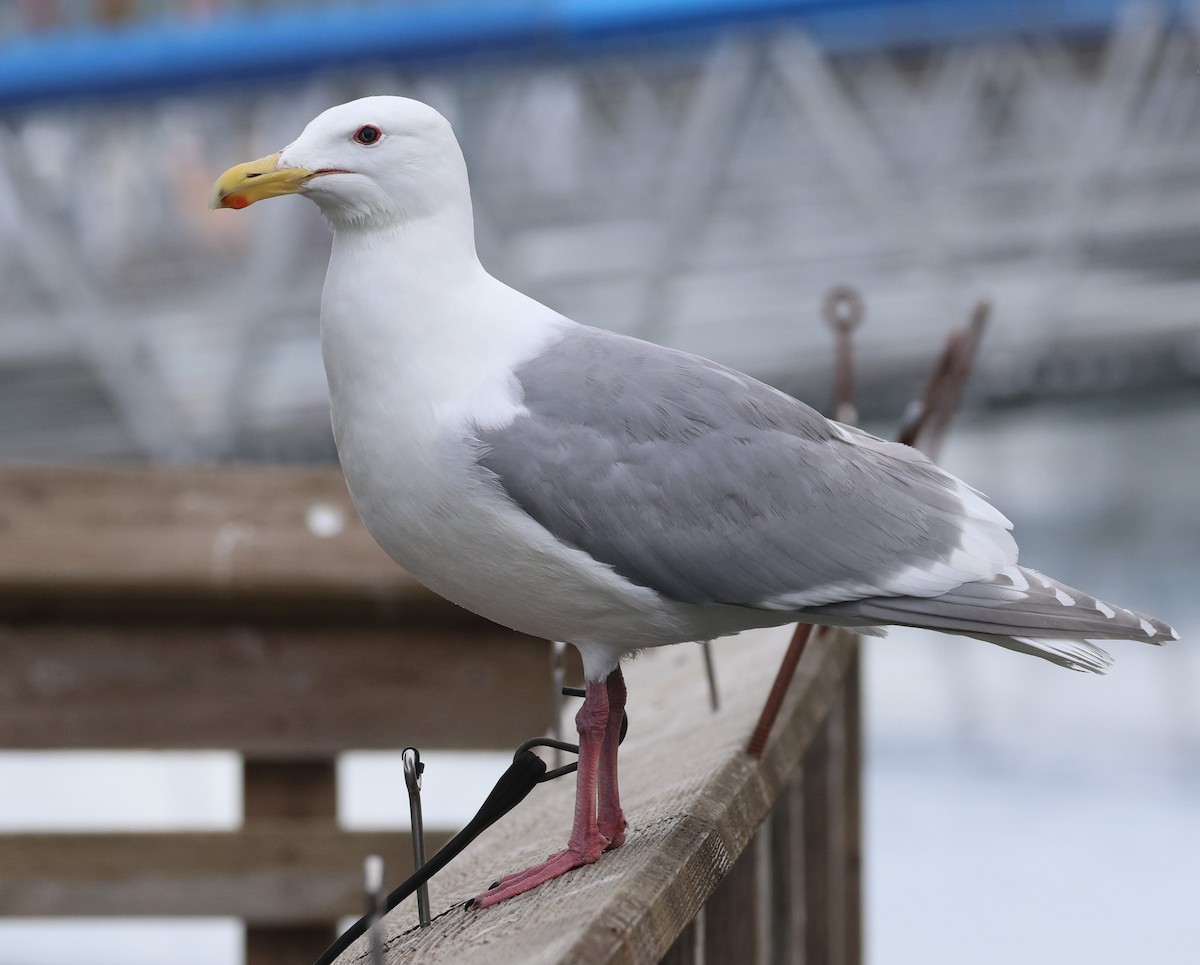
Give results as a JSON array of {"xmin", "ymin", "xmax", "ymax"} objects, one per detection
[{"xmin": 226, "ymin": 195, "xmax": 250, "ymax": 210}]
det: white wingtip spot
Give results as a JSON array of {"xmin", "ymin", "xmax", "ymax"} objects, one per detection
[
  {"xmin": 1171, "ymin": 628, "xmax": 1181, "ymax": 641},
  {"xmin": 1053, "ymin": 587, "xmax": 1075, "ymax": 606},
  {"xmin": 1001, "ymin": 566, "xmax": 1030, "ymax": 592},
  {"xmin": 1139, "ymin": 618, "xmax": 1156, "ymax": 637},
  {"xmin": 1094, "ymin": 600, "xmax": 1116, "ymax": 619}
]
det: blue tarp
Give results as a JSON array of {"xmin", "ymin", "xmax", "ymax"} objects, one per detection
[{"xmin": 0, "ymin": 0, "xmax": 1141, "ymax": 110}]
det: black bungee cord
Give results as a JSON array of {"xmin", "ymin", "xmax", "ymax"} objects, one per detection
[{"xmin": 312, "ymin": 688, "xmax": 628, "ymax": 965}]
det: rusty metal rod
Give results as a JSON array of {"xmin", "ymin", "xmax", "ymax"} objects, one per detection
[{"xmin": 746, "ymin": 622, "xmax": 815, "ymax": 759}]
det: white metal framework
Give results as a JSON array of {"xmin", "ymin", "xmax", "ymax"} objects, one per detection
[{"xmin": 2, "ymin": 2, "xmax": 1198, "ymax": 460}]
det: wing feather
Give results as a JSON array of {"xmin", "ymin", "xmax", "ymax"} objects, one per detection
[{"xmin": 475, "ymin": 327, "xmax": 1016, "ymax": 610}]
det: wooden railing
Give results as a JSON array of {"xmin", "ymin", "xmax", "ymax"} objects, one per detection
[
  {"xmin": 349, "ymin": 627, "xmax": 862, "ymax": 965},
  {"xmin": 0, "ymin": 465, "xmax": 861, "ymax": 965}
]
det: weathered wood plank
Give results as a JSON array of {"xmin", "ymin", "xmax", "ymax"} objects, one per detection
[
  {"xmin": 0, "ymin": 827, "xmax": 452, "ymax": 921},
  {"xmin": 0, "ymin": 466, "xmax": 449, "ymax": 621},
  {"xmin": 0, "ymin": 625, "xmax": 554, "ymax": 752},
  {"xmin": 328, "ymin": 629, "xmax": 857, "ymax": 965}
]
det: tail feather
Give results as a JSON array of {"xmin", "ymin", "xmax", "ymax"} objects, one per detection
[
  {"xmin": 963, "ymin": 634, "xmax": 1115, "ymax": 674},
  {"xmin": 802, "ymin": 564, "xmax": 1179, "ymax": 673}
]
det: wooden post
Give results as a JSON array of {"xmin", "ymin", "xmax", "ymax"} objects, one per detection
[
  {"xmin": 704, "ymin": 830, "xmax": 763, "ymax": 964},
  {"xmin": 768, "ymin": 768, "xmax": 805, "ymax": 964},
  {"xmin": 247, "ymin": 926, "xmax": 339, "ymax": 965},
  {"xmin": 659, "ymin": 914, "xmax": 701, "ymax": 965},
  {"xmin": 243, "ymin": 759, "xmax": 340, "ymax": 965},
  {"xmin": 842, "ymin": 649, "xmax": 864, "ymax": 965},
  {"xmin": 802, "ymin": 678, "xmax": 856, "ymax": 965},
  {"xmin": 802, "ymin": 702, "xmax": 836, "ymax": 965}
]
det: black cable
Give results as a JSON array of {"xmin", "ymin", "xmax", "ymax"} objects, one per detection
[
  {"xmin": 312, "ymin": 749, "xmax": 548, "ymax": 965},
  {"xmin": 311, "ymin": 695, "xmax": 629, "ymax": 965}
]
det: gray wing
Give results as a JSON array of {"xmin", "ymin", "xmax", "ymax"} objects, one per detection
[{"xmin": 474, "ymin": 327, "xmax": 1016, "ymax": 610}]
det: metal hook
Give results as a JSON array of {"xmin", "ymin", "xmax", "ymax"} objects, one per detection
[
  {"xmin": 823, "ymin": 284, "xmax": 864, "ymax": 425},
  {"xmin": 363, "ymin": 854, "xmax": 385, "ymax": 965},
  {"xmin": 402, "ymin": 747, "xmax": 431, "ymax": 928},
  {"xmin": 517, "ymin": 687, "xmax": 630, "ymax": 782}
]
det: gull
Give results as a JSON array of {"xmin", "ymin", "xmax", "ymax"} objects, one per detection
[{"xmin": 211, "ymin": 96, "xmax": 1179, "ymax": 909}]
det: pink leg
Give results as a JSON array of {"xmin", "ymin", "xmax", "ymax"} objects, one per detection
[
  {"xmin": 597, "ymin": 668, "xmax": 627, "ymax": 848},
  {"xmin": 471, "ymin": 676, "xmax": 611, "ymax": 909}
]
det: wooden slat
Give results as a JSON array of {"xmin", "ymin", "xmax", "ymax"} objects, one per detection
[
  {"xmin": 329, "ymin": 628, "xmax": 857, "ymax": 965},
  {"xmin": 0, "ymin": 625, "xmax": 555, "ymax": 752},
  {"xmin": 0, "ymin": 466, "xmax": 450, "ymax": 621},
  {"xmin": 0, "ymin": 827, "xmax": 452, "ymax": 922}
]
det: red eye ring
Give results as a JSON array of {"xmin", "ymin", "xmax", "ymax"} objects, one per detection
[{"xmin": 353, "ymin": 125, "xmax": 382, "ymax": 146}]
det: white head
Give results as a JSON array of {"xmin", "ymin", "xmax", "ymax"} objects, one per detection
[{"xmin": 210, "ymin": 96, "xmax": 474, "ymax": 234}]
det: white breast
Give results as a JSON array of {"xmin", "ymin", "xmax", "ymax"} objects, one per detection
[{"xmin": 320, "ymin": 239, "xmax": 741, "ymax": 669}]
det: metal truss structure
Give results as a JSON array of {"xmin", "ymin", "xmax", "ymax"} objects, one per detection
[{"xmin": 2, "ymin": 1, "xmax": 1199, "ymax": 460}]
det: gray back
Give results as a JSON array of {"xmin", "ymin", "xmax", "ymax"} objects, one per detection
[{"xmin": 475, "ymin": 327, "xmax": 970, "ymax": 609}]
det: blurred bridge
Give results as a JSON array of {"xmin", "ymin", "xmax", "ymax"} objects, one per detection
[{"xmin": 1, "ymin": 0, "xmax": 1198, "ymax": 464}]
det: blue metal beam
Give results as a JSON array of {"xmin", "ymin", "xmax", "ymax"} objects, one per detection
[{"xmin": 0, "ymin": 0, "xmax": 1133, "ymax": 111}]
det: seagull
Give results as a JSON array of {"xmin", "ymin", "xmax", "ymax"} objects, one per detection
[{"xmin": 211, "ymin": 96, "xmax": 1179, "ymax": 909}]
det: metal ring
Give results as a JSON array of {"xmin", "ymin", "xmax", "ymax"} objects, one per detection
[{"xmin": 822, "ymin": 284, "xmax": 864, "ymax": 333}]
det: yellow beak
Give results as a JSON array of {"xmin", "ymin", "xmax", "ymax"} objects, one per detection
[{"xmin": 208, "ymin": 152, "xmax": 315, "ymax": 210}]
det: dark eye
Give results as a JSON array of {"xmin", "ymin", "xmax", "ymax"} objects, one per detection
[{"xmin": 353, "ymin": 125, "xmax": 382, "ymax": 146}]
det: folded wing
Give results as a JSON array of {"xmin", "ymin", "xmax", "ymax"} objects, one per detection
[{"xmin": 475, "ymin": 327, "xmax": 1016, "ymax": 611}]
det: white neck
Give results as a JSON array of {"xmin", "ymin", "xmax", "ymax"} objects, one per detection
[
  {"xmin": 318, "ymin": 207, "xmax": 567, "ymax": 452},
  {"xmin": 327, "ymin": 193, "xmax": 479, "ymax": 273}
]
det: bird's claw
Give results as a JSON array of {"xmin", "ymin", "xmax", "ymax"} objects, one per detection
[{"xmin": 470, "ymin": 838, "xmax": 606, "ymax": 909}]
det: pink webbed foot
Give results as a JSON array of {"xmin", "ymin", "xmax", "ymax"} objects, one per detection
[{"xmin": 470, "ymin": 831, "xmax": 607, "ymax": 909}]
